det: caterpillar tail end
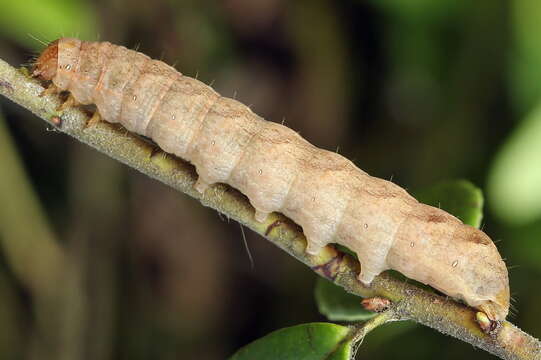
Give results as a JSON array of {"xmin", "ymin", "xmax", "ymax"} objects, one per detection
[{"xmin": 476, "ymin": 287, "xmax": 510, "ymax": 322}]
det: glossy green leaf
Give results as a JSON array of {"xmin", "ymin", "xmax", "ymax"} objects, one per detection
[
  {"xmin": 315, "ymin": 278, "xmax": 375, "ymax": 322},
  {"xmin": 229, "ymin": 323, "xmax": 353, "ymax": 360},
  {"xmin": 488, "ymin": 104, "xmax": 541, "ymax": 225},
  {"xmin": 413, "ymin": 179, "xmax": 484, "ymax": 228}
]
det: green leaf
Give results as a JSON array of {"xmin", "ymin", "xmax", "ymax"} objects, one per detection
[
  {"xmin": 315, "ymin": 278, "xmax": 375, "ymax": 322},
  {"xmin": 488, "ymin": 103, "xmax": 541, "ymax": 225},
  {"xmin": 229, "ymin": 323, "xmax": 353, "ymax": 360},
  {"xmin": 413, "ymin": 179, "xmax": 484, "ymax": 228}
]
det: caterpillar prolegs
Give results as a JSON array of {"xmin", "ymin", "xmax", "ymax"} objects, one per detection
[{"xmin": 33, "ymin": 38, "xmax": 510, "ymax": 321}]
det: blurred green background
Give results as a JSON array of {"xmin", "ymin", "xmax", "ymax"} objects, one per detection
[{"xmin": 0, "ymin": 0, "xmax": 540, "ymax": 359}]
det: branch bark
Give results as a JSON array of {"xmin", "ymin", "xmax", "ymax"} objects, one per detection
[{"xmin": 0, "ymin": 58, "xmax": 539, "ymax": 360}]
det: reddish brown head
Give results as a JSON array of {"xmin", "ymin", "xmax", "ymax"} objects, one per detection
[{"xmin": 32, "ymin": 39, "xmax": 59, "ymax": 80}]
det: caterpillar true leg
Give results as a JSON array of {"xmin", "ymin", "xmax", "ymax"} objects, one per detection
[
  {"xmin": 85, "ymin": 111, "xmax": 102, "ymax": 128},
  {"xmin": 39, "ymin": 83, "xmax": 60, "ymax": 97},
  {"xmin": 57, "ymin": 93, "xmax": 79, "ymax": 111}
]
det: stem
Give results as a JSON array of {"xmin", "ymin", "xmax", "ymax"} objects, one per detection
[
  {"xmin": 350, "ymin": 310, "xmax": 397, "ymax": 344},
  {"xmin": 0, "ymin": 58, "xmax": 540, "ymax": 360}
]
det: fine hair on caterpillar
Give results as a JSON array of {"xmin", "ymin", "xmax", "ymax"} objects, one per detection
[{"xmin": 32, "ymin": 37, "xmax": 510, "ymax": 322}]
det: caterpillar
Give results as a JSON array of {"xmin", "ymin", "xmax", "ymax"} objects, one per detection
[{"xmin": 32, "ymin": 38, "xmax": 510, "ymax": 321}]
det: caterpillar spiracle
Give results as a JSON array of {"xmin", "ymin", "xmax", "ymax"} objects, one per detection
[{"xmin": 32, "ymin": 38, "xmax": 510, "ymax": 321}]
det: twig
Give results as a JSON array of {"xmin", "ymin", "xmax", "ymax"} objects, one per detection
[
  {"xmin": 0, "ymin": 58, "xmax": 539, "ymax": 360},
  {"xmin": 350, "ymin": 309, "xmax": 397, "ymax": 344},
  {"xmin": 348, "ymin": 308, "xmax": 398, "ymax": 359}
]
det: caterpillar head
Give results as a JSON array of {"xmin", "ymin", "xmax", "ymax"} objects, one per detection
[
  {"xmin": 32, "ymin": 39, "xmax": 59, "ymax": 80},
  {"xmin": 33, "ymin": 38, "xmax": 82, "ymax": 91}
]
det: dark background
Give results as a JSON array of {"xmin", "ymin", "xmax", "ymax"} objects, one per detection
[{"xmin": 0, "ymin": 0, "xmax": 540, "ymax": 359}]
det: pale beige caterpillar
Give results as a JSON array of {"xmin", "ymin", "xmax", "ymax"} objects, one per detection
[{"xmin": 32, "ymin": 38, "xmax": 510, "ymax": 321}]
